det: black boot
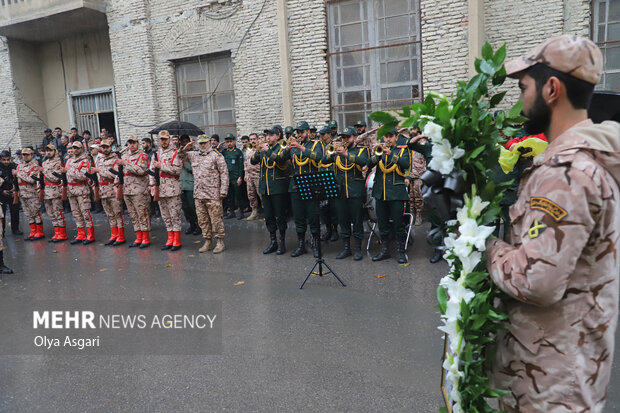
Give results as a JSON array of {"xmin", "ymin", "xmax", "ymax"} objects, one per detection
[
  {"xmin": 185, "ymin": 221, "xmax": 195, "ymax": 235},
  {"xmin": 311, "ymin": 234, "xmax": 320, "ymax": 258},
  {"xmin": 193, "ymin": 225, "xmax": 202, "ymax": 236},
  {"xmin": 430, "ymin": 248, "xmax": 443, "ymax": 264},
  {"xmin": 336, "ymin": 237, "xmax": 352, "ymax": 259},
  {"xmin": 329, "ymin": 224, "xmax": 339, "ymax": 242},
  {"xmin": 237, "ymin": 210, "xmax": 245, "ymax": 220},
  {"xmin": 263, "ymin": 232, "xmax": 278, "ymax": 254},
  {"xmin": 290, "ymin": 233, "xmax": 307, "ymax": 257},
  {"xmin": 352, "ymin": 238, "xmax": 363, "ymax": 261},
  {"xmin": 0, "ymin": 251, "xmax": 13, "ymax": 274},
  {"xmin": 224, "ymin": 210, "xmax": 235, "ymax": 219},
  {"xmin": 320, "ymin": 225, "xmax": 331, "ymax": 242},
  {"xmin": 397, "ymin": 237, "xmax": 408, "ymax": 264},
  {"xmin": 276, "ymin": 230, "xmax": 286, "ymax": 255},
  {"xmin": 372, "ymin": 236, "xmax": 391, "ymax": 261}
]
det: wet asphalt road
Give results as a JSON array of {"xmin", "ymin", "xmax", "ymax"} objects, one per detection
[{"xmin": 0, "ymin": 212, "xmax": 618, "ymax": 412}]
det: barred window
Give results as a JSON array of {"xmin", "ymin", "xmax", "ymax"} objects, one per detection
[
  {"xmin": 593, "ymin": 0, "xmax": 620, "ymax": 91},
  {"xmin": 176, "ymin": 54, "xmax": 236, "ymax": 136},
  {"xmin": 327, "ymin": 0, "xmax": 422, "ymax": 127}
]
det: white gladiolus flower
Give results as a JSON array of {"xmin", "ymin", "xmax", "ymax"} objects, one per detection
[
  {"xmin": 459, "ymin": 218, "xmax": 495, "ymax": 252},
  {"xmin": 460, "ymin": 250, "xmax": 482, "ymax": 274},
  {"xmin": 422, "ymin": 121, "xmax": 443, "ymax": 141},
  {"xmin": 456, "ymin": 206, "xmax": 469, "ymax": 226},
  {"xmin": 469, "ymin": 195, "xmax": 490, "ymax": 218}
]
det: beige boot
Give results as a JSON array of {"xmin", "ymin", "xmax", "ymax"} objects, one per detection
[
  {"xmin": 199, "ymin": 238, "xmax": 214, "ymax": 253},
  {"xmin": 414, "ymin": 209, "xmax": 423, "ymax": 226},
  {"xmin": 212, "ymin": 238, "xmax": 226, "ymax": 254},
  {"xmin": 245, "ymin": 208, "xmax": 259, "ymax": 221}
]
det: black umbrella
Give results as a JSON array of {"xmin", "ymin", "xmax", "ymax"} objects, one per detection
[
  {"xmin": 148, "ymin": 121, "xmax": 204, "ymax": 136},
  {"xmin": 588, "ymin": 91, "xmax": 620, "ymax": 123}
]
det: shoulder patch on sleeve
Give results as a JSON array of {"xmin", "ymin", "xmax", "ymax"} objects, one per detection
[{"xmin": 530, "ymin": 197, "xmax": 567, "ymax": 222}]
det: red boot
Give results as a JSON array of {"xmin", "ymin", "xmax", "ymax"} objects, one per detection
[
  {"xmin": 24, "ymin": 223, "xmax": 36, "ymax": 241},
  {"xmin": 54, "ymin": 227, "xmax": 68, "ymax": 242},
  {"xmin": 161, "ymin": 231, "xmax": 173, "ymax": 250},
  {"xmin": 70, "ymin": 227, "xmax": 86, "ymax": 244},
  {"xmin": 83, "ymin": 227, "xmax": 95, "ymax": 245},
  {"xmin": 129, "ymin": 230, "xmax": 143, "ymax": 248},
  {"xmin": 114, "ymin": 227, "xmax": 126, "ymax": 246},
  {"xmin": 32, "ymin": 224, "xmax": 45, "ymax": 240},
  {"xmin": 48, "ymin": 227, "xmax": 59, "ymax": 243},
  {"xmin": 140, "ymin": 231, "xmax": 151, "ymax": 249},
  {"xmin": 105, "ymin": 227, "xmax": 118, "ymax": 246},
  {"xmin": 171, "ymin": 231, "xmax": 182, "ymax": 251}
]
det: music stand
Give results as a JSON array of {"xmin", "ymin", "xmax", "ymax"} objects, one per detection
[{"xmin": 294, "ymin": 171, "xmax": 346, "ymax": 290}]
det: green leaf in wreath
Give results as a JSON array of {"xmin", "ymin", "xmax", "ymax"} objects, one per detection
[
  {"xmin": 480, "ymin": 60, "xmax": 496, "ymax": 76},
  {"xmin": 489, "ymin": 91, "xmax": 507, "ymax": 108},
  {"xmin": 467, "ymin": 145, "xmax": 486, "ymax": 161},
  {"xmin": 481, "ymin": 42, "xmax": 493, "ymax": 60},
  {"xmin": 492, "ymin": 65, "xmax": 507, "ymax": 86},
  {"xmin": 508, "ymin": 100, "xmax": 523, "ymax": 118},
  {"xmin": 377, "ymin": 123, "xmax": 397, "ymax": 139},
  {"xmin": 437, "ymin": 285, "xmax": 448, "ymax": 314},
  {"xmin": 369, "ymin": 111, "xmax": 396, "ymax": 125},
  {"xmin": 435, "ymin": 101, "xmax": 451, "ymax": 123},
  {"xmin": 492, "ymin": 44, "xmax": 507, "ymax": 67},
  {"xmin": 502, "ymin": 126, "xmax": 521, "ymax": 137}
]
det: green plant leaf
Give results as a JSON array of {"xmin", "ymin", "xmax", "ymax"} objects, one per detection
[
  {"xmin": 508, "ymin": 100, "xmax": 523, "ymax": 118},
  {"xmin": 481, "ymin": 42, "xmax": 493, "ymax": 60},
  {"xmin": 370, "ymin": 111, "xmax": 396, "ymax": 125},
  {"xmin": 492, "ymin": 44, "xmax": 507, "ymax": 67},
  {"xmin": 437, "ymin": 285, "xmax": 448, "ymax": 314},
  {"xmin": 489, "ymin": 91, "xmax": 507, "ymax": 108},
  {"xmin": 480, "ymin": 60, "xmax": 496, "ymax": 76}
]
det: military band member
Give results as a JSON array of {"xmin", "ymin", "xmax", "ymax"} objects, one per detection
[
  {"xmin": 41, "ymin": 144, "xmax": 68, "ymax": 242},
  {"xmin": 16, "ymin": 147, "xmax": 44, "ymax": 241},
  {"xmin": 251, "ymin": 126, "xmax": 290, "ymax": 255},
  {"xmin": 151, "ymin": 130, "xmax": 183, "ymax": 251},
  {"xmin": 244, "ymin": 133, "xmax": 261, "ymax": 221},
  {"xmin": 223, "ymin": 133, "xmax": 245, "ymax": 220},
  {"xmin": 317, "ymin": 126, "xmax": 339, "ymax": 243},
  {"xmin": 367, "ymin": 128, "xmax": 411, "ymax": 263},
  {"xmin": 327, "ymin": 119, "xmax": 338, "ymax": 140},
  {"xmin": 64, "ymin": 141, "xmax": 96, "ymax": 245},
  {"xmin": 180, "ymin": 135, "xmax": 228, "ymax": 254},
  {"xmin": 119, "ymin": 136, "xmax": 151, "ymax": 248},
  {"xmin": 0, "ymin": 176, "xmax": 13, "ymax": 274},
  {"xmin": 282, "ymin": 121, "xmax": 324, "ymax": 258},
  {"xmin": 323, "ymin": 126, "xmax": 369, "ymax": 260},
  {"xmin": 284, "ymin": 126, "xmax": 294, "ymax": 140},
  {"xmin": 93, "ymin": 139, "xmax": 126, "ymax": 246}
]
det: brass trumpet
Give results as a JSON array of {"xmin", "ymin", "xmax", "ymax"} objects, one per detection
[
  {"xmin": 326, "ymin": 142, "xmax": 343, "ymax": 156},
  {"xmin": 374, "ymin": 144, "xmax": 388, "ymax": 156},
  {"xmin": 278, "ymin": 138, "xmax": 296, "ymax": 149},
  {"xmin": 244, "ymin": 142, "xmax": 257, "ymax": 150}
]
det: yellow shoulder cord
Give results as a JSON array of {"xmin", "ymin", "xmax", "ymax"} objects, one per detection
[
  {"xmin": 310, "ymin": 141, "xmax": 322, "ymax": 169},
  {"xmin": 379, "ymin": 148, "xmax": 409, "ymax": 177}
]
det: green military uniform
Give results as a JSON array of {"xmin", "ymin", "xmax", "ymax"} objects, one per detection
[
  {"xmin": 317, "ymin": 126, "xmax": 339, "ymax": 242},
  {"xmin": 180, "ymin": 157, "xmax": 199, "ymax": 234},
  {"xmin": 367, "ymin": 133, "xmax": 411, "ymax": 262},
  {"xmin": 223, "ymin": 133, "xmax": 244, "ymax": 217}
]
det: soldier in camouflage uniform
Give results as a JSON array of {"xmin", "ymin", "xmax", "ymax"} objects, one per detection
[
  {"xmin": 93, "ymin": 139, "xmax": 125, "ymax": 246},
  {"xmin": 0, "ymin": 176, "xmax": 13, "ymax": 273},
  {"xmin": 119, "ymin": 136, "xmax": 151, "ymax": 248},
  {"xmin": 406, "ymin": 149, "xmax": 426, "ymax": 226},
  {"xmin": 64, "ymin": 141, "xmax": 95, "ymax": 245},
  {"xmin": 485, "ymin": 35, "xmax": 620, "ymax": 412},
  {"xmin": 180, "ymin": 135, "xmax": 228, "ymax": 254},
  {"xmin": 150, "ymin": 130, "xmax": 183, "ymax": 251},
  {"xmin": 41, "ymin": 144, "xmax": 67, "ymax": 242},
  {"xmin": 282, "ymin": 121, "xmax": 324, "ymax": 258},
  {"xmin": 16, "ymin": 147, "xmax": 44, "ymax": 241},
  {"xmin": 244, "ymin": 133, "xmax": 261, "ymax": 221}
]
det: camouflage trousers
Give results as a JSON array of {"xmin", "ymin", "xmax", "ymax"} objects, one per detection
[
  {"xmin": 408, "ymin": 178, "xmax": 424, "ymax": 212},
  {"xmin": 246, "ymin": 176, "xmax": 261, "ymax": 209},
  {"xmin": 20, "ymin": 196, "xmax": 42, "ymax": 224},
  {"xmin": 68, "ymin": 194, "xmax": 93, "ymax": 228},
  {"xmin": 101, "ymin": 197, "xmax": 124, "ymax": 228},
  {"xmin": 196, "ymin": 198, "xmax": 225, "ymax": 239},
  {"xmin": 124, "ymin": 193, "xmax": 150, "ymax": 232},
  {"xmin": 159, "ymin": 196, "xmax": 182, "ymax": 232},
  {"xmin": 44, "ymin": 197, "xmax": 66, "ymax": 227}
]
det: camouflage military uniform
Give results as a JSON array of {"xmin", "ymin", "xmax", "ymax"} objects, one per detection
[
  {"xmin": 244, "ymin": 148, "xmax": 261, "ymax": 209},
  {"xmin": 486, "ymin": 120, "xmax": 620, "ymax": 412},
  {"xmin": 96, "ymin": 152, "xmax": 124, "ymax": 229},
  {"xmin": 16, "ymin": 159, "xmax": 42, "ymax": 225},
  {"xmin": 123, "ymin": 149, "xmax": 150, "ymax": 233},
  {"xmin": 41, "ymin": 154, "xmax": 66, "ymax": 231},
  {"xmin": 180, "ymin": 146, "xmax": 228, "ymax": 240},
  {"xmin": 408, "ymin": 151, "xmax": 426, "ymax": 216},
  {"xmin": 152, "ymin": 146, "xmax": 183, "ymax": 232},
  {"xmin": 66, "ymin": 152, "xmax": 93, "ymax": 229}
]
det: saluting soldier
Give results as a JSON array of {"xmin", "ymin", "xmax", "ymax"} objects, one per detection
[
  {"xmin": 119, "ymin": 136, "xmax": 151, "ymax": 248},
  {"xmin": 323, "ymin": 126, "xmax": 369, "ymax": 260},
  {"xmin": 222, "ymin": 133, "xmax": 245, "ymax": 220},
  {"xmin": 0, "ymin": 176, "xmax": 13, "ymax": 274},
  {"xmin": 282, "ymin": 121, "xmax": 324, "ymax": 258},
  {"xmin": 251, "ymin": 126, "xmax": 290, "ymax": 255},
  {"xmin": 16, "ymin": 147, "xmax": 44, "ymax": 241},
  {"xmin": 64, "ymin": 141, "xmax": 96, "ymax": 245},
  {"xmin": 93, "ymin": 139, "xmax": 125, "ymax": 246},
  {"xmin": 151, "ymin": 130, "xmax": 183, "ymax": 251},
  {"xmin": 41, "ymin": 143, "xmax": 68, "ymax": 242},
  {"xmin": 180, "ymin": 135, "xmax": 228, "ymax": 254},
  {"xmin": 367, "ymin": 128, "xmax": 411, "ymax": 263},
  {"xmin": 243, "ymin": 133, "xmax": 261, "ymax": 221},
  {"xmin": 317, "ymin": 126, "xmax": 339, "ymax": 243}
]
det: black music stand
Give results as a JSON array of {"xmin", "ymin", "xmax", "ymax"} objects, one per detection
[{"xmin": 295, "ymin": 171, "xmax": 346, "ymax": 289}]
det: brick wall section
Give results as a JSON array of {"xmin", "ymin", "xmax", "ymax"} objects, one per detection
[
  {"xmin": 286, "ymin": 0, "xmax": 331, "ymax": 127},
  {"xmin": 420, "ymin": 0, "xmax": 469, "ymax": 97},
  {"xmin": 0, "ymin": 38, "xmax": 21, "ymax": 151}
]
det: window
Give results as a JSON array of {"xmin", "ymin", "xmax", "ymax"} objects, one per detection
[
  {"xmin": 593, "ymin": 0, "xmax": 620, "ymax": 91},
  {"xmin": 327, "ymin": 0, "xmax": 422, "ymax": 127},
  {"xmin": 176, "ymin": 54, "xmax": 236, "ymax": 136}
]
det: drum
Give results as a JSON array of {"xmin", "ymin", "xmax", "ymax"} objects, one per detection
[{"xmin": 364, "ymin": 170, "xmax": 377, "ymax": 222}]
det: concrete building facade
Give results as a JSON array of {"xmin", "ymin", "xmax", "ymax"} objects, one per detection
[{"xmin": 0, "ymin": 0, "xmax": 616, "ymax": 150}]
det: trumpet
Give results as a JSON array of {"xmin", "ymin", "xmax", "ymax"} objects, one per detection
[
  {"xmin": 373, "ymin": 144, "xmax": 388, "ymax": 156},
  {"xmin": 244, "ymin": 142, "xmax": 257, "ymax": 150},
  {"xmin": 278, "ymin": 138, "xmax": 296, "ymax": 149},
  {"xmin": 325, "ymin": 142, "xmax": 344, "ymax": 156}
]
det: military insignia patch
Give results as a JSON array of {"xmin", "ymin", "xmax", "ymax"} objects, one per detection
[
  {"xmin": 528, "ymin": 219, "xmax": 547, "ymax": 239},
  {"xmin": 530, "ymin": 197, "xmax": 567, "ymax": 221}
]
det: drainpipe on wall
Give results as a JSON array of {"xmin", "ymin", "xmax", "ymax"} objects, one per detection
[
  {"xmin": 467, "ymin": 0, "xmax": 485, "ymax": 77},
  {"xmin": 276, "ymin": 0, "xmax": 293, "ymax": 125}
]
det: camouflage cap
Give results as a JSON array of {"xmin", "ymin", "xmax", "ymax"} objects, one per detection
[
  {"xmin": 294, "ymin": 121, "xmax": 309, "ymax": 131},
  {"xmin": 21, "ymin": 147, "xmax": 34, "ymax": 155},
  {"xmin": 158, "ymin": 130, "xmax": 171, "ymax": 139},
  {"xmin": 196, "ymin": 135, "xmax": 210, "ymax": 144},
  {"xmin": 126, "ymin": 135, "xmax": 138, "ymax": 143},
  {"xmin": 99, "ymin": 138, "xmax": 113, "ymax": 147},
  {"xmin": 284, "ymin": 126, "xmax": 294, "ymax": 134},
  {"xmin": 354, "ymin": 119, "xmax": 367, "ymax": 127},
  {"xmin": 506, "ymin": 34, "xmax": 603, "ymax": 85},
  {"xmin": 70, "ymin": 141, "xmax": 83, "ymax": 148},
  {"xmin": 45, "ymin": 143, "xmax": 57, "ymax": 151},
  {"xmin": 327, "ymin": 120, "xmax": 338, "ymax": 129},
  {"xmin": 339, "ymin": 126, "xmax": 358, "ymax": 137},
  {"xmin": 225, "ymin": 133, "xmax": 236, "ymax": 140}
]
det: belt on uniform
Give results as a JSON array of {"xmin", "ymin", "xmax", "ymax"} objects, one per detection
[
  {"xmin": 67, "ymin": 182, "xmax": 87, "ymax": 186},
  {"xmin": 124, "ymin": 173, "xmax": 139, "ymax": 177},
  {"xmin": 100, "ymin": 180, "xmax": 115, "ymax": 186},
  {"xmin": 160, "ymin": 173, "xmax": 179, "ymax": 179},
  {"xmin": 44, "ymin": 181, "xmax": 62, "ymax": 186},
  {"xmin": 18, "ymin": 182, "xmax": 34, "ymax": 186}
]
